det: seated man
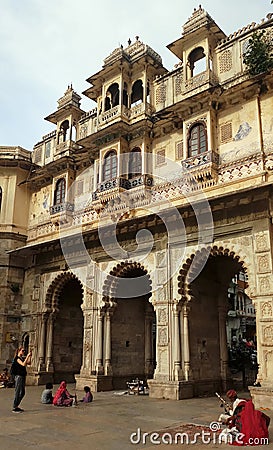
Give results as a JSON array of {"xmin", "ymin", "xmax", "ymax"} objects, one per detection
[
  {"xmin": 219, "ymin": 390, "xmax": 270, "ymax": 445},
  {"xmin": 218, "ymin": 389, "xmax": 246, "ymax": 424}
]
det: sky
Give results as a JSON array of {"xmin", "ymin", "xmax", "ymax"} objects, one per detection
[{"xmin": 0, "ymin": 0, "xmax": 272, "ymax": 150}]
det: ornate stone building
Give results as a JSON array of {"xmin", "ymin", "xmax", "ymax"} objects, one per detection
[{"xmin": 1, "ymin": 7, "xmax": 273, "ymax": 405}]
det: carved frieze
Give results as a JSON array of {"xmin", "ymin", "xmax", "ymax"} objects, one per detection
[
  {"xmin": 257, "ymin": 254, "xmax": 271, "ymax": 274},
  {"xmin": 158, "ymin": 326, "xmax": 168, "ymax": 346},
  {"xmin": 84, "ymin": 313, "xmax": 93, "ymax": 328},
  {"xmin": 261, "ymin": 302, "xmax": 273, "ymax": 318},
  {"xmin": 157, "ymin": 307, "xmax": 168, "ymax": 325},
  {"xmin": 254, "ymin": 232, "xmax": 270, "ymax": 253},
  {"xmin": 263, "ymin": 325, "xmax": 273, "ymax": 346},
  {"xmin": 258, "ymin": 276, "xmax": 272, "ymax": 295}
]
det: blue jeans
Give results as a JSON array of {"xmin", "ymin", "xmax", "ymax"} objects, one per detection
[{"xmin": 13, "ymin": 375, "xmax": 26, "ymax": 408}]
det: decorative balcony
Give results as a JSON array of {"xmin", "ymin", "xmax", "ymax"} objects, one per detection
[
  {"xmin": 54, "ymin": 140, "xmax": 81, "ymax": 158},
  {"xmin": 182, "ymin": 150, "xmax": 219, "ymax": 189},
  {"xmin": 78, "ymin": 103, "xmax": 153, "ymax": 143},
  {"xmin": 92, "ymin": 174, "xmax": 154, "ymax": 211},
  {"xmin": 184, "ymin": 69, "xmax": 218, "ymax": 94},
  {"xmin": 49, "ymin": 202, "xmax": 74, "ymax": 225},
  {"xmin": 127, "ymin": 174, "xmax": 153, "ymax": 189}
]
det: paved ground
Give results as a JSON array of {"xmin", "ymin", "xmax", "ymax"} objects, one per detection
[{"xmin": 0, "ymin": 386, "xmax": 272, "ymax": 450}]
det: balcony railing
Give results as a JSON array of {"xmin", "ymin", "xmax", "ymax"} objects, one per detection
[
  {"xmin": 50, "ymin": 202, "xmax": 74, "ymax": 215},
  {"xmin": 182, "ymin": 150, "xmax": 219, "ymax": 171},
  {"xmin": 78, "ymin": 103, "xmax": 153, "ymax": 141},
  {"xmin": 181, "ymin": 150, "xmax": 219, "ymax": 189},
  {"xmin": 96, "ymin": 177, "xmax": 129, "ymax": 193},
  {"xmin": 127, "ymin": 174, "xmax": 153, "ymax": 189}
]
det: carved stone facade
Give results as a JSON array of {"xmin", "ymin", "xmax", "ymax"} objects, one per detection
[{"xmin": 1, "ymin": 7, "xmax": 273, "ymax": 404}]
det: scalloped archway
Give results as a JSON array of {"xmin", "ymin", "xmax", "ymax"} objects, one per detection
[
  {"xmin": 103, "ymin": 261, "xmax": 155, "ymax": 389},
  {"xmin": 102, "ymin": 260, "xmax": 152, "ymax": 302},
  {"xmin": 177, "ymin": 245, "xmax": 255, "ymax": 394},
  {"xmin": 178, "ymin": 245, "xmax": 247, "ymax": 302},
  {"xmin": 45, "ymin": 272, "xmax": 84, "ymax": 383},
  {"xmin": 45, "ymin": 271, "xmax": 84, "ymax": 311}
]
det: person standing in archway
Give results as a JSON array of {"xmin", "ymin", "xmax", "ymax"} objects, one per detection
[{"xmin": 11, "ymin": 346, "xmax": 32, "ymax": 413}]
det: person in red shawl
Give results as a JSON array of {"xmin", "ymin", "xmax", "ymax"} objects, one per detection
[
  {"xmin": 219, "ymin": 389, "xmax": 270, "ymax": 446},
  {"xmin": 53, "ymin": 381, "xmax": 73, "ymax": 407},
  {"xmin": 233, "ymin": 399, "xmax": 270, "ymax": 446}
]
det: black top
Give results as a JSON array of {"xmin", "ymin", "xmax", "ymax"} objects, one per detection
[{"xmin": 13, "ymin": 356, "xmax": 27, "ymax": 377}]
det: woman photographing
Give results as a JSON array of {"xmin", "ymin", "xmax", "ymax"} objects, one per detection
[{"xmin": 12, "ymin": 346, "xmax": 32, "ymax": 413}]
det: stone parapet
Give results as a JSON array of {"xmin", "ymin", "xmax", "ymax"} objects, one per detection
[
  {"xmin": 249, "ymin": 386, "xmax": 273, "ymax": 409},
  {"xmin": 148, "ymin": 379, "xmax": 194, "ymax": 400}
]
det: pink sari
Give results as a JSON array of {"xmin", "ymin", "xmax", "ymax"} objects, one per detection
[{"xmin": 53, "ymin": 381, "xmax": 73, "ymax": 407}]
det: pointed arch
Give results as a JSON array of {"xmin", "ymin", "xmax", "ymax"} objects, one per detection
[
  {"xmin": 102, "ymin": 261, "xmax": 152, "ymax": 303},
  {"xmin": 178, "ymin": 245, "xmax": 248, "ymax": 303},
  {"xmin": 45, "ymin": 271, "xmax": 84, "ymax": 311}
]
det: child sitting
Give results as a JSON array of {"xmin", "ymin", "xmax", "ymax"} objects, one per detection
[
  {"xmin": 41, "ymin": 382, "xmax": 54, "ymax": 404},
  {"xmin": 80, "ymin": 386, "xmax": 93, "ymax": 403}
]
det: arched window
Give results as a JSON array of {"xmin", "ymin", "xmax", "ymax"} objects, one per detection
[
  {"xmin": 128, "ymin": 148, "xmax": 142, "ymax": 179},
  {"xmin": 102, "ymin": 150, "xmax": 117, "ymax": 181},
  {"xmin": 54, "ymin": 178, "xmax": 66, "ymax": 205},
  {"xmin": 131, "ymin": 80, "xmax": 143, "ymax": 106},
  {"xmin": 0, "ymin": 186, "xmax": 2, "ymax": 212},
  {"xmin": 105, "ymin": 83, "xmax": 120, "ymax": 111},
  {"xmin": 188, "ymin": 47, "xmax": 206, "ymax": 77},
  {"xmin": 58, "ymin": 120, "xmax": 69, "ymax": 143},
  {"xmin": 188, "ymin": 123, "xmax": 207, "ymax": 157}
]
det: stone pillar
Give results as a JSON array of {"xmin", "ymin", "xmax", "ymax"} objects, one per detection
[
  {"xmin": 218, "ymin": 298, "xmax": 229, "ymax": 391},
  {"xmin": 248, "ymin": 229, "xmax": 273, "ymax": 408},
  {"xmin": 46, "ymin": 313, "xmax": 55, "ymax": 372},
  {"xmin": 173, "ymin": 304, "xmax": 182, "ymax": 380},
  {"xmin": 79, "ymin": 305, "xmax": 93, "ymax": 375},
  {"xmin": 38, "ymin": 313, "xmax": 48, "ymax": 372},
  {"xmin": 119, "ymin": 69, "xmax": 123, "ymax": 107},
  {"xmin": 182, "ymin": 304, "xmax": 190, "ymax": 381},
  {"xmin": 96, "ymin": 310, "xmax": 104, "ymax": 374},
  {"xmin": 104, "ymin": 310, "xmax": 112, "ymax": 375},
  {"xmin": 143, "ymin": 64, "xmax": 147, "ymax": 106},
  {"xmin": 144, "ymin": 305, "xmax": 154, "ymax": 376}
]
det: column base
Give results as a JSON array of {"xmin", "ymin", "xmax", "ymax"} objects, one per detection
[
  {"xmin": 249, "ymin": 386, "xmax": 273, "ymax": 409},
  {"xmin": 75, "ymin": 374, "xmax": 113, "ymax": 392},
  {"xmin": 26, "ymin": 371, "xmax": 54, "ymax": 386},
  {"xmin": 148, "ymin": 379, "xmax": 194, "ymax": 400}
]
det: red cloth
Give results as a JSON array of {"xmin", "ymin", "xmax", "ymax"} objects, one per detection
[
  {"xmin": 232, "ymin": 400, "xmax": 270, "ymax": 446},
  {"xmin": 53, "ymin": 381, "xmax": 72, "ymax": 406}
]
